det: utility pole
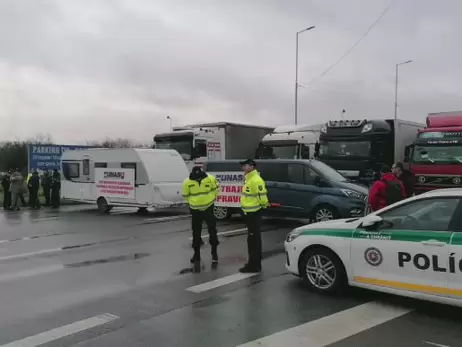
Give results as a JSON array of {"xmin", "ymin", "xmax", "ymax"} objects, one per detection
[
  {"xmin": 294, "ymin": 26, "xmax": 315, "ymax": 125},
  {"xmin": 394, "ymin": 60, "xmax": 413, "ymax": 120},
  {"xmin": 166, "ymin": 116, "xmax": 172, "ymax": 131}
]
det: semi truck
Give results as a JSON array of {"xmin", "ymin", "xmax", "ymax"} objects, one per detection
[
  {"xmin": 255, "ymin": 123, "xmax": 323, "ymax": 160},
  {"xmin": 406, "ymin": 111, "xmax": 462, "ymax": 194},
  {"xmin": 153, "ymin": 122, "xmax": 274, "ymax": 171},
  {"xmin": 317, "ymin": 119, "xmax": 424, "ymax": 184}
]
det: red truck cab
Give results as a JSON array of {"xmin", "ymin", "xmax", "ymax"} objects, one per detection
[{"xmin": 407, "ymin": 111, "xmax": 462, "ymax": 194}]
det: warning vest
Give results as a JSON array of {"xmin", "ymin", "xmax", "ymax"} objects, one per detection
[
  {"xmin": 240, "ymin": 170, "xmax": 269, "ymax": 214},
  {"xmin": 182, "ymin": 174, "xmax": 219, "ymax": 211}
]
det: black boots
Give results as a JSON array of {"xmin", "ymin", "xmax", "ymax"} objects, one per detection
[
  {"xmin": 190, "ymin": 248, "xmax": 201, "ymax": 263},
  {"xmin": 211, "ymin": 246, "xmax": 218, "ymax": 263}
]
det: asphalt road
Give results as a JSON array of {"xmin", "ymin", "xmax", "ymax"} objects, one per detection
[{"xmin": 0, "ymin": 206, "xmax": 461, "ymax": 347}]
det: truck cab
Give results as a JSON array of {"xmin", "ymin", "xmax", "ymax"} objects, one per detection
[
  {"xmin": 154, "ymin": 127, "xmax": 220, "ymax": 171},
  {"xmin": 407, "ymin": 111, "xmax": 462, "ymax": 194},
  {"xmin": 257, "ymin": 124, "xmax": 322, "ymax": 160}
]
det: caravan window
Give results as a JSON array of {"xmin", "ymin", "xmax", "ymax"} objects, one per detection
[
  {"xmin": 83, "ymin": 159, "xmax": 90, "ymax": 175},
  {"xmin": 62, "ymin": 162, "xmax": 80, "ymax": 179},
  {"xmin": 121, "ymin": 162, "xmax": 137, "ymax": 180},
  {"xmin": 95, "ymin": 162, "xmax": 107, "ymax": 168}
]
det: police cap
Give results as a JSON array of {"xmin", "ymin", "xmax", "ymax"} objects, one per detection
[{"xmin": 239, "ymin": 159, "xmax": 257, "ymax": 166}]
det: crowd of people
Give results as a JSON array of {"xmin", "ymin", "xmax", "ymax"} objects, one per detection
[
  {"xmin": 367, "ymin": 162, "xmax": 415, "ymax": 212},
  {"xmin": 1, "ymin": 169, "xmax": 61, "ymax": 211}
]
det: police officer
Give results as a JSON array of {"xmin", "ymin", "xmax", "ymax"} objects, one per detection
[
  {"xmin": 41, "ymin": 170, "xmax": 52, "ymax": 206},
  {"xmin": 182, "ymin": 166, "xmax": 220, "ymax": 264},
  {"xmin": 1, "ymin": 170, "xmax": 11, "ymax": 209},
  {"xmin": 28, "ymin": 171, "xmax": 41, "ymax": 209},
  {"xmin": 51, "ymin": 169, "xmax": 61, "ymax": 208},
  {"xmin": 239, "ymin": 159, "xmax": 269, "ymax": 273}
]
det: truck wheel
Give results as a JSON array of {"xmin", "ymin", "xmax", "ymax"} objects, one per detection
[
  {"xmin": 213, "ymin": 206, "xmax": 231, "ymax": 220},
  {"xmin": 299, "ymin": 247, "xmax": 347, "ymax": 294},
  {"xmin": 312, "ymin": 204, "xmax": 338, "ymax": 223},
  {"xmin": 97, "ymin": 197, "xmax": 111, "ymax": 214}
]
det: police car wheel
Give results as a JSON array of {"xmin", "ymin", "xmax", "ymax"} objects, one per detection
[
  {"xmin": 300, "ymin": 247, "xmax": 347, "ymax": 294},
  {"xmin": 97, "ymin": 197, "xmax": 110, "ymax": 214},
  {"xmin": 312, "ymin": 204, "xmax": 338, "ymax": 223},
  {"xmin": 213, "ymin": 206, "xmax": 231, "ymax": 220}
]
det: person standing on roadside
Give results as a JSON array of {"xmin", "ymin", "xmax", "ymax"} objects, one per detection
[
  {"xmin": 51, "ymin": 169, "xmax": 61, "ymax": 208},
  {"xmin": 28, "ymin": 171, "xmax": 41, "ymax": 209},
  {"xmin": 182, "ymin": 166, "xmax": 220, "ymax": 264},
  {"xmin": 392, "ymin": 162, "xmax": 415, "ymax": 197},
  {"xmin": 368, "ymin": 165, "xmax": 406, "ymax": 212},
  {"xmin": 10, "ymin": 169, "xmax": 24, "ymax": 211},
  {"xmin": 1, "ymin": 170, "xmax": 11, "ymax": 209},
  {"xmin": 239, "ymin": 159, "xmax": 269, "ymax": 273},
  {"xmin": 41, "ymin": 170, "xmax": 52, "ymax": 206}
]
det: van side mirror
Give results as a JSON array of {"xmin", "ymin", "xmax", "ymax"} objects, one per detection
[{"xmin": 361, "ymin": 215, "xmax": 383, "ymax": 229}]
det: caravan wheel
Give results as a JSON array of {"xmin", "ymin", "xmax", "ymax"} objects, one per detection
[
  {"xmin": 213, "ymin": 206, "xmax": 231, "ymax": 220},
  {"xmin": 97, "ymin": 197, "xmax": 111, "ymax": 214}
]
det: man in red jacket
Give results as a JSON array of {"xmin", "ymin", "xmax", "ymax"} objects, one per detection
[{"xmin": 368, "ymin": 165, "xmax": 406, "ymax": 212}]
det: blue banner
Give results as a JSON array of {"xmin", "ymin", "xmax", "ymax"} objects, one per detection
[{"xmin": 28, "ymin": 144, "xmax": 94, "ymax": 172}]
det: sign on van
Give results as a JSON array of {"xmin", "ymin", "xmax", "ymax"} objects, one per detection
[
  {"xmin": 95, "ymin": 168, "xmax": 135, "ymax": 199},
  {"xmin": 211, "ymin": 171, "xmax": 244, "ymax": 208}
]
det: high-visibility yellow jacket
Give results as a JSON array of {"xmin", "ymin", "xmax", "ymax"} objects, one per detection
[
  {"xmin": 27, "ymin": 173, "xmax": 32, "ymax": 184},
  {"xmin": 240, "ymin": 170, "xmax": 269, "ymax": 214},
  {"xmin": 182, "ymin": 174, "xmax": 219, "ymax": 210}
]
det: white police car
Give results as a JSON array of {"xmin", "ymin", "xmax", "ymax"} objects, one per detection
[{"xmin": 285, "ymin": 188, "xmax": 462, "ymax": 307}]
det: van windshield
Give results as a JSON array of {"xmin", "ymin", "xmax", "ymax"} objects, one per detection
[{"xmin": 310, "ymin": 160, "xmax": 346, "ymax": 182}]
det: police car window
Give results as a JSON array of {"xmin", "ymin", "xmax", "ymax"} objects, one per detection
[{"xmin": 378, "ymin": 198, "xmax": 459, "ymax": 231}]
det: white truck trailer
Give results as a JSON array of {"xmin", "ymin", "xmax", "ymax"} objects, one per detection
[
  {"xmin": 256, "ymin": 123, "xmax": 323, "ymax": 160},
  {"xmin": 154, "ymin": 122, "xmax": 274, "ymax": 171},
  {"xmin": 61, "ymin": 148, "xmax": 188, "ymax": 213}
]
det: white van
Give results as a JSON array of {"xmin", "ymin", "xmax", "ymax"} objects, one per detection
[{"xmin": 61, "ymin": 148, "xmax": 188, "ymax": 213}]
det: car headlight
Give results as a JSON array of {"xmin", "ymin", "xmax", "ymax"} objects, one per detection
[
  {"xmin": 361, "ymin": 123, "xmax": 373, "ymax": 133},
  {"xmin": 341, "ymin": 189, "xmax": 364, "ymax": 200},
  {"xmin": 286, "ymin": 227, "xmax": 304, "ymax": 242}
]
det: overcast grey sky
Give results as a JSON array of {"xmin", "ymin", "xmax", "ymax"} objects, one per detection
[{"xmin": 0, "ymin": 0, "xmax": 461, "ymax": 143}]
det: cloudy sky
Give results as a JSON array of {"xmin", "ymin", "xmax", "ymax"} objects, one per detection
[{"xmin": 0, "ymin": 0, "xmax": 461, "ymax": 144}]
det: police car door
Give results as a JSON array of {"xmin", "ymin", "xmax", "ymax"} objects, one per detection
[
  {"xmin": 447, "ymin": 204, "xmax": 462, "ymax": 301},
  {"xmin": 351, "ymin": 196, "xmax": 460, "ymax": 297}
]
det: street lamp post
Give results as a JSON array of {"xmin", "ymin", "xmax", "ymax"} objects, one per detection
[
  {"xmin": 394, "ymin": 60, "xmax": 413, "ymax": 120},
  {"xmin": 166, "ymin": 116, "xmax": 172, "ymax": 131},
  {"xmin": 295, "ymin": 25, "xmax": 315, "ymax": 125}
]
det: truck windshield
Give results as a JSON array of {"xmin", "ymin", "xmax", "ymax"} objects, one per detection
[
  {"xmin": 412, "ymin": 145, "xmax": 462, "ymax": 164},
  {"xmin": 269, "ymin": 145, "xmax": 298, "ymax": 159},
  {"xmin": 155, "ymin": 136, "xmax": 193, "ymax": 160},
  {"xmin": 319, "ymin": 141, "xmax": 371, "ymax": 158}
]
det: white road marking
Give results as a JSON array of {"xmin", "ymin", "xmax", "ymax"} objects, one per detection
[
  {"xmin": 0, "ymin": 265, "xmax": 63, "ymax": 283},
  {"xmin": 0, "ymin": 248, "xmax": 62, "ymax": 261},
  {"xmin": 188, "ymin": 228, "xmax": 247, "ymax": 240},
  {"xmin": 236, "ymin": 301, "xmax": 412, "ymax": 347},
  {"xmin": 0, "ymin": 313, "xmax": 119, "ymax": 347},
  {"xmin": 186, "ymin": 272, "xmax": 258, "ymax": 293},
  {"xmin": 423, "ymin": 342, "xmax": 451, "ymax": 347}
]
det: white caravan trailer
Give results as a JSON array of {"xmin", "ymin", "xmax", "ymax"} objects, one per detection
[{"xmin": 61, "ymin": 148, "xmax": 188, "ymax": 213}]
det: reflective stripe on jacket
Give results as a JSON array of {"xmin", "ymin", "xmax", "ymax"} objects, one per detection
[
  {"xmin": 182, "ymin": 174, "xmax": 219, "ymax": 210},
  {"xmin": 240, "ymin": 170, "xmax": 269, "ymax": 214}
]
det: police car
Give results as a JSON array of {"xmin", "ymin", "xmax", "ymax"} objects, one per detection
[{"xmin": 285, "ymin": 188, "xmax": 462, "ymax": 307}]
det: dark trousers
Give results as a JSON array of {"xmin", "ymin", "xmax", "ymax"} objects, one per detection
[
  {"xmin": 43, "ymin": 187, "xmax": 51, "ymax": 205},
  {"xmin": 29, "ymin": 189, "xmax": 40, "ymax": 208},
  {"xmin": 191, "ymin": 205, "xmax": 219, "ymax": 250},
  {"xmin": 51, "ymin": 187, "xmax": 60, "ymax": 207},
  {"xmin": 245, "ymin": 210, "xmax": 262, "ymax": 268},
  {"xmin": 3, "ymin": 191, "xmax": 11, "ymax": 208}
]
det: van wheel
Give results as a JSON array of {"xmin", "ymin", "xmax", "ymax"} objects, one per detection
[
  {"xmin": 137, "ymin": 207, "xmax": 148, "ymax": 215},
  {"xmin": 97, "ymin": 197, "xmax": 111, "ymax": 214},
  {"xmin": 312, "ymin": 204, "xmax": 338, "ymax": 223},
  {"xmin": 299, "ymin": 247, "xmax": 347, "ymax": 294},
  {"xmin": 213, "ymin": 206, "xmax": 231, "ymax": 220}
]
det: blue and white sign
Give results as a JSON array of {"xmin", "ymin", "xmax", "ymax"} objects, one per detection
[{"xmin": 28, "ymin": 144, "xmax": 93, "ymax": 172}]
